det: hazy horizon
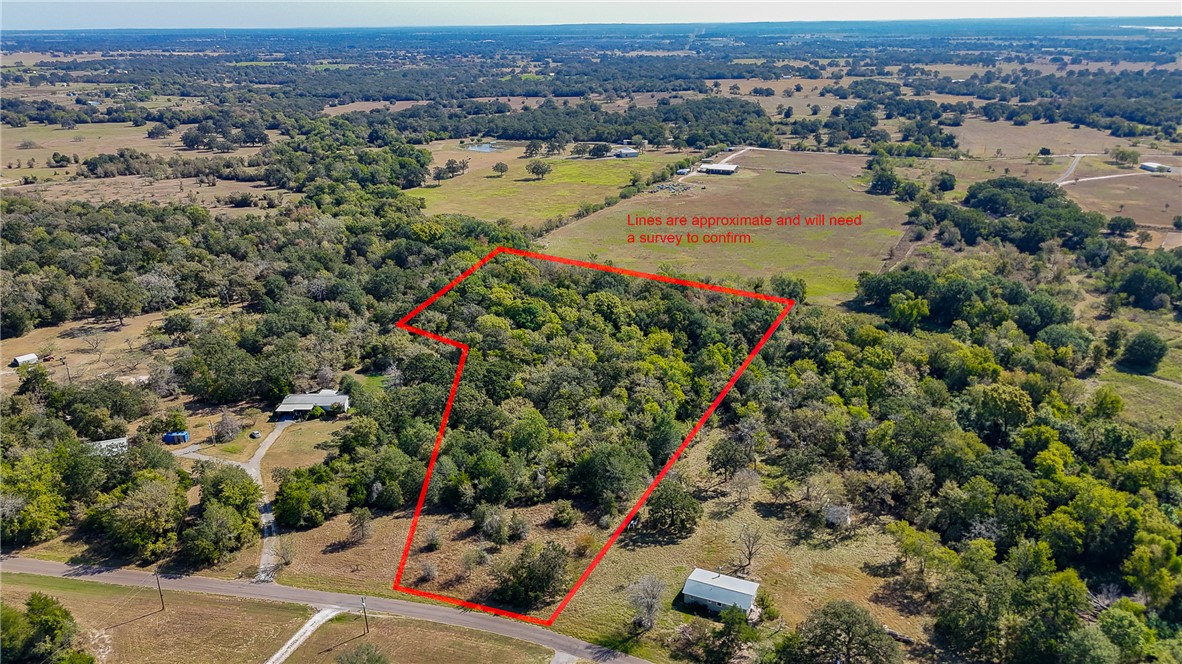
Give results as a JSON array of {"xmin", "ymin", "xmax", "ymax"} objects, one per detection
[{"xmin": 3, "ymin": 1, "xmax": 1180, "ymax": 32}]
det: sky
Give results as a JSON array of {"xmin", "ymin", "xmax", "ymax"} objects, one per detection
[{"xmin": 2, "ymin": 0, "xmax": 1179, "ymax": 31}]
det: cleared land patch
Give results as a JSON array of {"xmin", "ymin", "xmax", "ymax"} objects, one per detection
[
  {"xmin": 407, "ymin": 139, "xmax": 687, "ymax": 227},
  {"xmin": 1, "ymin": 572, "xmax": 310, "ymax": 664},
  {"xmin": 542, "ymin": 149, "xmax": 909, "ymax": 299},
  {"xmin": 10, "ymin": 175, "xmax": 298, "ymax": 216},
  {"xmin": 1064, "ymin": 171, "xmax": 1182, "ymax": 228},
  {"xmin": 948, "ymin": 118, "xmax": 1138, "ymax": 158}
]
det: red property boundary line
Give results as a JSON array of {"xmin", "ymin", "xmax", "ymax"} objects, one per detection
[{"xmin": 391, "ymin": 246, "xmax": 795, "ymax": 626}]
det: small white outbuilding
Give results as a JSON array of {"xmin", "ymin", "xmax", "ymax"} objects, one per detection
[
  {"xmin": 11, "ymin": 353, "xmax": 39, "ymax": 367},
  {"xmin": 681, "ymin": 568, "xmax": 759, "ymax": 615}
]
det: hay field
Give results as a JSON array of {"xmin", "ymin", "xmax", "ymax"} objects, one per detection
[{"xmin": 542, "ymin": 149, "xmax": 908, "ymax": 300}]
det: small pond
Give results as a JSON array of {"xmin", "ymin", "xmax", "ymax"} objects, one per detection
[{"xmin": 465, "ymin": 142, "xmax": 505, "ymax": 152}]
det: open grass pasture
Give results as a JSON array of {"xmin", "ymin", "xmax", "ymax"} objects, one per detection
[
  {"xmin": 408, "ymin": 139, "xmax": 687, "ymax": 227},
  {"xmin": 541, "ymin": 149, "xmax": 909, "ymax": 300},
  {"xmin": 1, "ymin": 122, "xmax": 280, "ymax": 185},
  {"xmin": 948, "ymin": 118, "xmax": 1139, "ymax": 158},
  {"xmin": 906, "ymin": 156, "xmax": 1070, "ymax": 189},
  {"xmin": 286, "ymin": 613, "xmax": 553, "ymax": 664},
  {"xmin": 0, "ymin": 308, "xmax": 167, "ymax": 395},
  {"xmin": 1064, "ymin": 172, "xmax": 1182, "ymax": 228},
  {"xmin": 274, "ymin": 509, "xmax": 414, "ymax": 598},
  {"xmin": 705, "ymin": 78, "xmax": 848, "ymax": 116},
  {"xmin": 11, "ymin": 174, "xmax": 299, "ymax": 216},
  {"xmin": 1, "ymin": 572, "xmax": 310, "ymax": 664}
]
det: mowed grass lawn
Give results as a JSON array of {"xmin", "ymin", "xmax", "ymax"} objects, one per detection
[
  {"xmin": 541, "ymin": 149, "xmax": 907, "ymax": 300},
  {"xmin": 261, "ymin": 417, "xmax": 348, "ymax": 494},
  {"xmin": 1, "ymin": 573, "xmax": 310, "ymax": 664},
  {"xmin": 286, "ymin": 613, "xmax": 553, "ymax": 664},
  {"xmin": 408, "ymin": 139, "xmax": 687, "ymax": 227}
]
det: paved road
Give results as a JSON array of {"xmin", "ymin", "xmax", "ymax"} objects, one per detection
[{"xmin": 1, "ymin": 557, "xmax": 648, "ymax": 664}]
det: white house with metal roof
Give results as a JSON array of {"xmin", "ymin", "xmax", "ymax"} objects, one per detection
[
  {"xmin": 87, "ymin": 437, "xmax": 129, "ymax": 456},
  {"xmin": 681, "ymin": 568, "xmax": 759, "ymax": 615},
  {"xmin": 275, "ymin": 389, "xmax": 350, "ymax": 416}
]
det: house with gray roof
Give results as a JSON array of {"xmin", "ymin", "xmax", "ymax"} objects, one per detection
[
  {"xmin": 275, "ymin": 389, "xmax": 350, "ymax": 416},
  {"xmin": 681, "ymin": 568, "xmax": 759, "ymax": 616}
]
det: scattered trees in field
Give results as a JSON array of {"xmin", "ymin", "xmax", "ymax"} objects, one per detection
[{"xmin": 525, "ymin": 159, "xmax": 552, "ymax": 180}]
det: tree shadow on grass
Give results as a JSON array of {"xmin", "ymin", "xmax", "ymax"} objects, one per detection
[
  {"xmin": 316, "ymin": 632, "xmax": 365, "ymax": 656},
  {"xmin": 616, "ymin": 529, "xmax": 686, "ymax": 551},
  {"xmin": 592, "ymin": 625, "xmax": 645, "ymax": 655},
  {"xmin": 869, "ymin": 574, "xmax": 931, "ymax": 618},
  {"xmin": 321, "ymin": 539, "xmax": 358, "ymax": 555}
]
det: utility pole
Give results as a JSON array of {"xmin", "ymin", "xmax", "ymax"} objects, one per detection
[
  {"xmin": 361, "ymin": 597, "xmax": 369, "ymax": 634},
  {"xmin": 154, "ymin": 568, "xmax": 165, "ymax": 611}
]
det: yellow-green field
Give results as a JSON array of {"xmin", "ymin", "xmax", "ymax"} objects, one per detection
[
  {"xmin": 541, "ymin": 149, "xmax": 908, "ymax": 299},
  {"xmin": 1, "ymin": 572, "xmax": 309, "ymax": 664},
  {"xmin": 407, "ymin": 139, "xmax": 688, "ymax": 227}
]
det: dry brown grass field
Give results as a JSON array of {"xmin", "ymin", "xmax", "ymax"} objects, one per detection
[
  {"xmin": 1, "ymin": 572, "xmax": 310, "ymax": 664},
  {"xmin": 286, "ymin": 613, "xmax": 554, "ymax": 664},
  {"xmin": 894, "ymin": 156, "xmax": 1071, "ymax": 197},
  {"xmin": 947, "ymin": 118, "xmax": 1140, "ymax": 158},
  {"xmin": 10, "ymin": 174, "xmax": 298, "ymax": 216},
  {"xmin": 0, "ymin": 308, "xmax": 167, "ymax": 394},
  {"xmin": 1064, "ymin": 172, "xmax": 1182, "ymax": 228}
]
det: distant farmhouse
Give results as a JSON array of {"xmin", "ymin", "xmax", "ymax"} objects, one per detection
[
  {"xmin": 681, "ymin": 568, "xmax": 759, "ymax": 617},
  {"xmin": 275, "ymin": 389, "xmax": 351, "ymax": 416},
  {"xmin": 613, "ymin": 147, "xmax": 640, "ymax": 158},
  {"xmin": 700, "ymin": 164, "xmax": 739, "ymax": 175}
]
